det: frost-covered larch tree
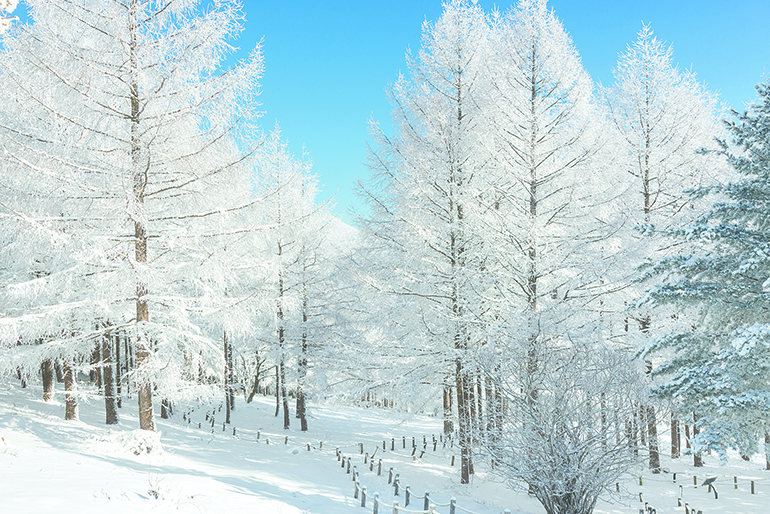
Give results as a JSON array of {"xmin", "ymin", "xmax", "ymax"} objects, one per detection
[
  {"xmin": 358, "ymin": 0, "xmax": 490, "ymax": 484},
  {"xmin": 0, "ymin": 0, "xmax": 263, "ymax": 430},
  {"xmin": 638, "ymin": 79, "xmax": 770, "ymax": 468},
  {"xmin": 602, "ymin": 23, "xmax": 724, "ymax": 469},
  {"xmin": 478, "ymin": 2, "xmax": 640, "ymax": 511}
]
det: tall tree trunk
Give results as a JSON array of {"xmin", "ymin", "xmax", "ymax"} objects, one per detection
[
  {"xmin": 671, "ymin": 415, "xmax": 680, "ymax": 458},
  {"xmin": 129, "ymin": 0, "xmax": 154, "ymax": 432},
  {"xmin": 647, "ymin": 405, "xmax": 660, "ymax": 473},
  {"xmin": 684, "ymin": 423, "xmax": 691, "ymax": 449},
  {"xmin": 280, "ymin": 358, "xmax": 290, "ymax": 430},
  {"xmin": 692, "ymin": 413, "xmax": 702, "ymax": 467},
  {"xmin": 765, "ymin": 433, "xmax": 770, "ymax": 471},
  {"xmin": 102, "ymin": 335, "xmax": 119, "ymax": 425},
  {"xmin": 114, "ymin": 333, "xmax": 122, "ymax": 408},
  {"xmin": 455, "ymin": 358, "xmax": 472, "ymax": 484},
  {"xmin": 63, "ymin": 362, "xmax": 78, "ymax": 421},
  {"xmin": 443, "ymin": 385, "xmax": 454, "ymax": 436},
  {"xmin": 41, "ymin": 359, "xmax": 54, "ymax": 402},
  {"xmin": 296, "ymin": 286, "xmax": 308, "ymax": 431},
  {"xmin": 274, "ymin": 365, "xmax": 280, "ymax": 417},
  {"xmin": 54, "ymin": 359, "xmax": 64, "ymax": 383},
  {"xmin": 225, "ymin": 331, "xmax": 232, "ymax": 424}
]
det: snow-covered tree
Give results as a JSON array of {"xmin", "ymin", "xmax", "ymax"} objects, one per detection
[
  {"xmin": 638, "ymin": 79, "xmax": 770, "ymax": 466},
  {"xmin": 358, "ymin": 0, "xmax": 490, "ymax": 484},
  {"xmin": 491, "ymin": 343, "xmax": 642, "ymax": 514},
  {"xmin": 602, "ymin": 23, "xmax": 724, "ymax": 469},
  {"xmin": 0, "ymin": 0, "xmax": 263, "ymax": 430}
]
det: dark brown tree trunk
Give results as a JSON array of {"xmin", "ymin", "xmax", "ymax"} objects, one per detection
[
  {"xmin": 102, "ymin": 335, "xmax": 119, "ymax": 425},
  {"xmin": 280, "ymin": 358, "xmax": 290, "ymax": 430},
  {"xmin": 224, "ymin": 331, "xmax": 232, "ymax": 424},
  {"xmin": 160, "ymin": 398, "xmax": 171, "ymax": 419},
  {"xmin": 114, "ymin": 333, "xmax": 122, "ymax": 408},
  {"xmin": 41, "ymin": 359, "xmax": 54, "ymax": 402},
  {"xmin": 693, "ymin": 413, "xmax": 702, "ymax": 467},
  {"xmin": 129, "ymin": 0, "xmax": 154, "ymax": 431},
  {"xmin": 648, "ymin": 405, "xmax": 660, "ymax": 473},
  {"xmin": 671, "ymin": 415, "xmax": 680, "ymax": 458},
  {"xmin": 455, "ymin": 359, "xmax": 473, "ymax": 483},
  {"xmin": 54, "ymin": 359, "xmax": 64, "ymax": 383},
  {"xmin": 274, "ymin": 365, "xmax": 280, "ymax": 417},
  {"xmin": 443, "ymin": 385, "xmax": 454, "ymax": 436},
  {"xmin": 63, "ymin": 362, "xmax": 78, "ymax": 421}
]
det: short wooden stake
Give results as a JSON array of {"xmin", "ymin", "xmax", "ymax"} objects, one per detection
[
  {"xmin": 451, "ymin": 455, "xmax": 455, "ymax": 466},
  {"xmin": 405, "ymin": 486, "xmax": 411, "ymax": 507},
  {"xmin": 694, "ymin": 476, "xmax": 697, "ymax": 488},
  {"xmin": 360, "ymin": 443, "xmax": 364, "ymax": 454},
  {"xmin": 449, "ymin": 498, "xmax": 456, "ymax": 514},
  {"xmin": 378, "ymin": 459, "xmax": 382, "ymax": 476},
  {"xmin": 751, "ymin": 480, "xmax": 755, "ymax": 494},
  {"xmin": 424, "ymin": 492, "xmax": 430, "ymax": 511},
  {"xmin": 373, "ymin": 493, "xmax": 379, "ymax": 514},
  {"xmin": 284, "ymin": 436, "xmax": 288, "ymax": 444},
  {"xmin": 639, "ymin": 477, "xmax": 643, "ymax": 486},
  {"xmin": 388, "ymin": 467, "xmax": 393, "ymax": 484},
  {"xmin": 361, "ymin": 487, "xmax": 367, "ymax": 508},
  {"xmin": 307, "ymin": 443, "xmax": 311, "ymax": 451},
  {"xmin": 734, "ymin": 476, "xmax": 738, "ymax": 489}
]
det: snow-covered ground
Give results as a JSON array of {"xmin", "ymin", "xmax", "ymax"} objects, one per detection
[{"xmin": 1, "ymin": 381, "xmax": 768, "ymax": 514}]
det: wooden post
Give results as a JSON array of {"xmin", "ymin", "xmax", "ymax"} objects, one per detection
[
  {"xmin": 424, "ymin": 492, "xmax": 430, "ymax": 511},
  {"xmin": 378, "ymin": 459, "xmax": 382, "ymax": 476},
  {"xmin": 405, "ymin": 487, "xmax": 410, "ymax": 507},
  {"xmin": 361, "ymin": 487, "xmax": 367, "ymax": 508},
  {"xmin": 734, "ymin": 476, "xmax": 737, "ymax": 489},
  {"xmin": 373, "ymin": 493, "xmax": 379, "ymax": 514},
  {"xmin": 449, "ymin": 498, "xmax": 456, "ymax": 514},
  {"xmin": 751, "ymin": 480, "xmax": 755, "ymax": 494},
  {"xmin": 360, "ymin": 443, "xmax": 364, "ymax": 454},
  {"xmin": 394, "ymin": 474, "xmax": 399, "ymax": 496},
  {"xmin": 392, "ymin": 502, "xmax": 398, "ymax": 514},
  {"xmin": 388, "ymin": 467, "xmax": 393, "ymax": 484}
]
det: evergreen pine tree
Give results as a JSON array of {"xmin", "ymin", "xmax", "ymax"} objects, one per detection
[{"xmin": 639, "ymin": 79, "xmax": 770, "ymax": 463}]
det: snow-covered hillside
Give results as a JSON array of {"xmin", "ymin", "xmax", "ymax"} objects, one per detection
[{"xmin": 1, "ymin": 380, "xmax": 768, "ymax": 514}]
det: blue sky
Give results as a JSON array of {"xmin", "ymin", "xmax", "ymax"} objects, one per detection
[
  {"xmin": 231, "ymin": 0, "xmax": 769, "ymax": 221},
  {"xmin": 8, "ymin": 1, "xmax": 769, "ymax": 219}
]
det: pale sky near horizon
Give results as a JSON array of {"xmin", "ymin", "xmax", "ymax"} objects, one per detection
[{"xmin": 9, "ymin": 1, "xmax": 770, "ymax": 220}]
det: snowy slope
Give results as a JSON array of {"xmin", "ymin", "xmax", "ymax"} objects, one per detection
[{"xmin": 1, "ymin": 380, "xmax": 768, "ymax": 514}]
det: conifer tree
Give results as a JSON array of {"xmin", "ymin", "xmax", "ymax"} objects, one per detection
[{"xmin": 639, "ymin": 79, "xmax": 770, "ymax": 465}]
